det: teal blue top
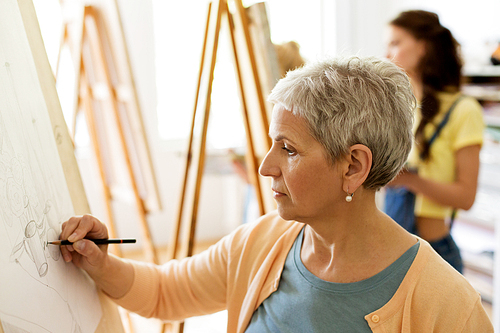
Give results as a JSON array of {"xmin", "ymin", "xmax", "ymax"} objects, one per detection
[{"xmin": 246, "ymin": 227, "xmax": 419, "ymax": 332}]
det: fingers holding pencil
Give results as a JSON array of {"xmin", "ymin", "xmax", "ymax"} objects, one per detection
[
  {"xmin": 57, "ymin": 215, "xmax": 135, "ymax": 297},
  {"xmin": 61, "ymin": 214, "xmax": 109, "ymax": 244},
  {"xmin": 59, "ymin": 215, "xmax": 109, "ymax": 268}
]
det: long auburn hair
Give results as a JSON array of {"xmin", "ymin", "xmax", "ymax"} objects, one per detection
[{"xmin": 390, "ymin": 10, "xmax": 463, "ymax": 160}]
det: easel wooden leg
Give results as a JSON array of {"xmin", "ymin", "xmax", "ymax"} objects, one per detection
[
  {"xmin": 232, "ymin": 0, "xmax": 271, "ymax": 150},
  {"xmin": 169, "ymin": 0, "xmax": 224, "ymax": 261},
  {"xmin": 166, "ymin": 1, "xmax": 214, "ymax": 262},
  {"xmin": 226, "ymin": 1, "xmax": 266, "ymax": 216},
  {"xmin": 79, "ymin": 68, "xmax": 122, "ymax": 256},
  {"xmin": 180, "ymin": 0, "xmax": 224, "ymax": 260},
  {"xmin": 83, "ymin": 6, "xmax": 158, "ymax": 264},
  {"xmin": 162, "ymin": 2, "xmax": 224, "ymax": 332}
]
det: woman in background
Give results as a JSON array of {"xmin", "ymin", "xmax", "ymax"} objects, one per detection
[{"xmin": 385, "ymin": 10, "xmax": 484, "ymax": 273}]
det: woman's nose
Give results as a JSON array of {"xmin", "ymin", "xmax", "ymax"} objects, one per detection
[
  {"xmin": 259, "ymin": 148, "xmax": 280, "ymax": 178},
  {"xmin": 385, "ymin": 49, "xmax": 393, "ymax": 60}
]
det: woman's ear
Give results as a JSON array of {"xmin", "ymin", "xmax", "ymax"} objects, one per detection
[{"xmin": 343, "ymin": 144, "xmax": 372, "ymax": 193}]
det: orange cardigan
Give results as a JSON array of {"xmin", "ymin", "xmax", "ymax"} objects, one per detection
[{"xmin": 112, "ymin": 211, "xmax": 493, "ymax": 332}]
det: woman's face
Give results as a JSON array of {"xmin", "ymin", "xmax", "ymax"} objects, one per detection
[
  {"xmin": 386, "ymin": 25, "xmax": 426, "ymax": 77},
  {"xmin": 259, "ymin": 104, "xmax": 343, "ymax": 222}
]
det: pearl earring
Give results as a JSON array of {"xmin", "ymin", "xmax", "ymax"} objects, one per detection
[{"xmin": 345, "ymin": 192, "xmax": 354, "ymax": 202}]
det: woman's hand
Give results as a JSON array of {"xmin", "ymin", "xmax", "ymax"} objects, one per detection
[
  {"xmin": 388, "ymin": 168, "xmax": 417, "ymax": 189},
  {"xmin": 59, "ymin": 214, "xmax": 134, "ymax": 299},
  {"xmin": 388, "ymin": 145, "xmax": 480, "ymax": 210},
  {"xmin": 60, "ymin": 215, "xmax": 109, "ymax": 277}
]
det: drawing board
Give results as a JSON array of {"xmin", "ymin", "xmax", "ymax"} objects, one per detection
[{"xmin": 0, "ymin": 0, "xmax": 124, "ymax": 332}]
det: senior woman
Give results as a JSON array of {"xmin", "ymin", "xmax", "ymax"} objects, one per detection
[{"xmin": 59, "ymin": 56, "xmax": 492, "ymax": 332}]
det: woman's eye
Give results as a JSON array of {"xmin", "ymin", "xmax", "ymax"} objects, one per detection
[{"xmin": 281, "ymin": 146, "xmax": 295, "ymax": 155}]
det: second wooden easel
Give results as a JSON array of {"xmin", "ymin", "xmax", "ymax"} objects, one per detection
[
  {"xmin": 56, "ymin": 3, "xmax": 160, "ymax": 264},
  {"xmin": 163, "ymin": 0, "xmax": 278, "ymax": 332}
]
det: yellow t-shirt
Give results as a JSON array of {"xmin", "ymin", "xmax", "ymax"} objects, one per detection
[{"xmin": 408, "ymin": 92, "xmax": 484, "ymax": 219}]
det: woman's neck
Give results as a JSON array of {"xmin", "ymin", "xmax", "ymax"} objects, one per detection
[{"xmin": 299, "ymin": 204, "xmax": 418, "ymax": 283}]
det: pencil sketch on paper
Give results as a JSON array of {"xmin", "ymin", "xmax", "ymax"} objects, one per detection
[{"xmin": 0, "ymin": 2, "xmax": 102, "ymax": 332}]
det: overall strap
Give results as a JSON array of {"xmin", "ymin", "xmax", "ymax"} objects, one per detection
[
  {"xmin": 426, "ymin": 95, "xmax": 464, "ymax": 149},
  {"xmin": 421, "ymin": 94, "xmax": 464, "ymax": 225}
]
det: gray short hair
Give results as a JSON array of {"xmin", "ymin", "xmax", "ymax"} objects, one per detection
[{"xmin": 268, "ymin": 56, "xmax": 416, "ymax": 190}]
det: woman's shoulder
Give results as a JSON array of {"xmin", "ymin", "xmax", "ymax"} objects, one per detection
[
  {"xmin": 438, "ymin": 92, "xmax": 483, "ymax": 118},
  {"xmin": 403, "ymin": 241, "xmax": 492, "ymax": 329},
  {"xmin": 436, "ymin": 92, "xmax": 485, "ymax": 141},
  {"xmin": 456, "ymin": 95, "xmax": 483, "ymax": 116},
  {"xmin": 412, "ymin": 240, "xmax": 480, "ymax": 300}
]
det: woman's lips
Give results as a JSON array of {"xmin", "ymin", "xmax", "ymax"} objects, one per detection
[{"xmin": 272, "ymin": 189, "xmax": 286, "ymax": 198}]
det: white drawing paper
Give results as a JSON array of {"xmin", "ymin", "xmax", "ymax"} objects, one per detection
[{"xmin": 0, "ymin": 1, "xmax": 102, "ymax": 332}]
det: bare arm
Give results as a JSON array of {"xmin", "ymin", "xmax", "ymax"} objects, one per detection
[
  {"xmin": 390, "ymin": 145, "xmax": 480, "ymax": 210},
  {"xmin": 60, "ymin": 215, "xmax": 134, "ymax": 299}
]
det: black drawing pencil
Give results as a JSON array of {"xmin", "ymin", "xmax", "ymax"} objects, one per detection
[{"xmin": 47, "ymin": 238, "xmax": 136, "ymax": 246}]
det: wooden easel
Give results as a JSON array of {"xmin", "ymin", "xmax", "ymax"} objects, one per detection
[
  {"xmin": 56, "ymin": 4, "xmax": 159, "ymax": 264},
  {"xmin": 163, "ymin": 0, "xmax": 276, "ymax": 332}
]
